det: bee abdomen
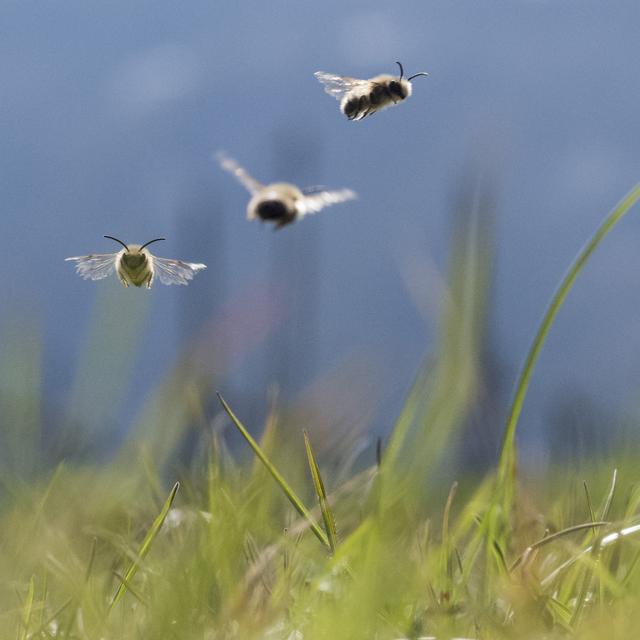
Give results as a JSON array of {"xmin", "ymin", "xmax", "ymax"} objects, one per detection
[
  {"xmin": 369, "ymin": 85, "xmax": 387, "ymax": 106},
  {"xmin": 343, "ymin": 94, "xmax": 371, "ymax": 120},
  {"xmin": 256, "ymin": 199, "xmax": 291, "ymax": 222},
  {"xmin": 343, "ymin": 97, "xmax": 360, "ymax": 119}
]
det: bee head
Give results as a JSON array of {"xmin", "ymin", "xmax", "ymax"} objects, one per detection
[
  {"xmin": 394, "ymin": 61, "xmax": 428, "ymax": 98},
  {"xmin": 105, "ymin": 236, "xmax": 165, "ymax": 266},
  {"xmin": 388, "ymin": 80, "xmax": 408, "ymax": 100},
  {"xmin": 122, "ymin": 252, "xmax": 146, "ymax": 268},
  {"xmin": 105, "ymin": 235, "xmax": 165, "ymax": 253}
]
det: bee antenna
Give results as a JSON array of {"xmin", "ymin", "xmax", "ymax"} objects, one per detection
[
  {"xmin": 395, "ymin": 61, "xmax": 404, "ymax": 80},
  {"xmin": 104, "ymin": 235, "xmax": 129, "ymax": 251},
  {"xmin": 407, "ymin": 72, "xmax": 429, "ymax": 81},
  {"xmin": 139, "ymin": 237, "xmax": 166, "ymax": 251}
]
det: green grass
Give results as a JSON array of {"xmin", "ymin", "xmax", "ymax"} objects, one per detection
[{"xmin": 1, "ymin": 185, "xmax": 640, "ymax": 638}]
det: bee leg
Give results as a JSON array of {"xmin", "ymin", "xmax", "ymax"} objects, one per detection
[
  {"xmin": 119, "ymin": 277, "xmax": 129, "ymax": 288},
  {"xmin": 145, "ymin": 273, "xmax": 153, "ymax": 289}
]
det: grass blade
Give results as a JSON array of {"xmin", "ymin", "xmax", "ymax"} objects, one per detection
[
  {"xmin": 17, "ymin": 576, "xmax": 35, "ymax": 640},
  {"xmin": 304, "ymin": 430, "xmax": 338, "ymax": 554},
  {"xmin": 442, "ymin": 481, "xmax": 458, "ymax": 581},
  {"xmin": 29, "ymin": 599, "xmax": 71, "ymax": 639},
  {"xmin": 510, "ymin": 521, "xmax": 610, "ymax": 572},
  {"xmin": 217, "ymin": 393, "xmax": 330, "ymax": 550},
  {"xmin": 109, "ymin": 481, "xmax": 180, "ymax": 609},
  {"xmin": 497, "ymin": 184, "xmax": 640, "ymax": 489},
  {"xmin": 583, "ymin": 481, "xmax": 596, "ymax": 530},
  {"xmin": 598, "ymin": 468, "xmax": 618, "ymax": 522}
]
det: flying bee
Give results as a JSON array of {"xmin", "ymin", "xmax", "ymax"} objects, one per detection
[
  {"xmin": 315, "ymin": 61, "xmax": 429, "ymax": 121},
  {"xmin": 216, "ymin": 152, "xmax": 357, "ymax": 229},
  {"xmin": 65, "ymin": 236, "xmax": 206, "ymax": 288}
]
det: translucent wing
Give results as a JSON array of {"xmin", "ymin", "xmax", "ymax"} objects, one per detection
[
  {"xmin": 296, "ymin": 189, "xmax": 357, "ymax": 216},
  {"xmin": 151, "ymin": 256, "xmax": 207, "ymax": 286},
  {"xmin": 65, "ymin": 253, "xmax": 118, "ymax": 281},
  {"xmin": 216, "ymin": 152, "xmax": 264, "ymax": 195},
  {"xmin": 301, "ymin": 185, "xmax": 327, "ymax": 195},
  {"xmin": 314, "ymin": 72, "xmax": 369, "ymax": 101}
]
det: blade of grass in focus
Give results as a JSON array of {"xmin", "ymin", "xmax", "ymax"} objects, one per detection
[
  {"xmin": 480, "ymin": 184, "xmax": 640, "ymax": 595},
  {"xmin": 497, "ymin": 184, "xmax": 640, "ymax": 489},
  {"xmin": 110, "ymin": 481, "xmax": 180, "ymax": 609},
  {"xmin": 217, "ymin": 393, "xmax": 330, "ymax": 550},
  {"xmin": 304, "ymin": 430, "xmax": 338, "ymax": 554}
]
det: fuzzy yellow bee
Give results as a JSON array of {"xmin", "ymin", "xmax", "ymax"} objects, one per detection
[
  {"xmin": 315, "ymin": 61, "xmax": 428, "ymax": 121},
  {"xmin": 216, "ymin": 152, "xmax": 357, "ymax": 228},
  {"xmin": 65, "ymin": 236, "xmax": 206, "ymax": 288}
]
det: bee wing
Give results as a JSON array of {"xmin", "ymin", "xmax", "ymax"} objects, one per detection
[
  {"xmin": 314, "ymin": 72, "xmax": 369, "ymax": 101},
  {"xmin": 65, "ymin": 253, "xmax": 118, "ymax": 280},
  {"xmin": 216, "ymin": 151, "xmax": 264, "ymax": 195},
  {"xmin": 301, "ymin": 185, "xmax": 328, "ymax": 195},
  {"xmin": 151, "ymin": 256, "xmax": 207, "ymax": 286},
  {"xmin": 296, "ymin": 189, "xmax": 357, "ymax": 216}
]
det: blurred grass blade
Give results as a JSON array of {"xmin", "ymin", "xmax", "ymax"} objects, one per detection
[
  {"xmin": 110, "ymin": 481, "xmax": 180, "ymax": 609},
  {"xmin": 622, "ymin": 547, "xmax": 640, "ymax": 587},
  {"xmin": 583, "ymin": 481, "xmax": 596, "ymax": 527},
  {"xmin": 541, "ymin": 522, "xmax": 640, "ymax": 588},
  {"xmin": 571, "ymin": 469, "xmax": 619, "ymax": 626},
  {"xmin": 29, "ymin": 599, "xmax": 71, "ymax": 639},
  {"xmin": 571, "ymin": 533, "xmax": 606, "ymax": 628},
  {"xmin": 441, "ymin": 481, "xmax": 458, "ymax": 580},
  {"xmin": 598, "ymin": 468, "xmax": 617, "ymax": 521},
  {"xmin": 85, "ymin": 536, "xmax": 98, "ymax": 584},
  {"xmin": 68, "ymin": 284, "xmax": 149, "ymax": 444},
  {"xmin": 304, "ymin": 430, "xmax": 338, "ymax": 554},
  {"xmin": 217, "ymin": 393, "xmax": 330, "ymax": 550},
  {"xmin": 498, "ymin": 184, "xmax": 640, "ymax": 488},
  {"xmin": 510, "ymin": 522, "xmax": 610, "ymax": 572},
  {"xmin": 492, "ymin": 540, "xmax": 508, "ymax": 575},
  {"xmin": 18, "ymin": 576, "xmax": 35, "ymax": 640},
  {"xmin": 379, "ymin": 360, "xmax": 430, "ymax": 475},
  {"xmin": 112, "ymin": 572, "xmax": 148, "ymax": 607},
  {"xmin": 380, "ymin": 181, "xmax": 492, "ymax": 511}
]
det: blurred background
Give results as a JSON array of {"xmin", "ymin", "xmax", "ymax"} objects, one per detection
[{"xmin": 1, "ymin": 0, "xmax": 639, "ymax": 473}]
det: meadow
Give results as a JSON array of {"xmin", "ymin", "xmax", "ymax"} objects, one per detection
[{"xmin": 2, "ymin": 185, "xmax": 640, "ymax": 639}]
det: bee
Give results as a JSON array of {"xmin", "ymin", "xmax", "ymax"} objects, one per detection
[
  {"xmin": 216, "ymin": 152, "xmax": 357, "ymax": 229},
  {"xmin": 315, "ymin": 61, "xmax": 428, "ymax": 121},
  {"xmin": 65, "ymin": 236, "xmax": 206, "ymax": 288}
]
